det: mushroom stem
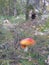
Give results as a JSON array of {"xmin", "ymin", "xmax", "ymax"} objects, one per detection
[{"xmin": 24, "ymin": 47, "xmax": 28, "ymax": 52}]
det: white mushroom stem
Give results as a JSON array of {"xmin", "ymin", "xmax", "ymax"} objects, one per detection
[{"xmin": 24, "ymin": 47, "xmax": 28, "ymax": 52}]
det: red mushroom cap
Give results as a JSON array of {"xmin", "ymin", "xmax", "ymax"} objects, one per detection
[{"xmin": 20, "ymin": 38, "xmax": 36, "ymax": 49}]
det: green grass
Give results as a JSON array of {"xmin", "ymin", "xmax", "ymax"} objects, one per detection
[
  {"xmin": 39, "ymin": 17, "xmax": 49, "ymax": 32},
  {"xmin": 20, "ymin": 59, "xmax": 33, "ymax": 65}
]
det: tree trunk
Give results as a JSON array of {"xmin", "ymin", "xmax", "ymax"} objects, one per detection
[
  {"xmin": 42, "ymin": 0, "xmax": 46, "ymax": 12},
  {"xmin": 26, "ymin": 0, "xmax": 30, "ymax": 20},
  {"xmin": 35, "ymin": 0, "xmax": 40, "ymax": 9},
  {"xmin": 13, "ymin": 0, "xmax": 17, "ymax": 17}
]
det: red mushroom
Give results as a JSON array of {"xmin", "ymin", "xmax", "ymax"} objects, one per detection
[{"xmin": 20, "ymin": 38, "xmax": 36, "ymax": 52}]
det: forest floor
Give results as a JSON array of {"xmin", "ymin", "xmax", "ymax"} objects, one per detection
[{"xmin": 0, "ymin": 14, "xmax": 49, "ymax": 65}]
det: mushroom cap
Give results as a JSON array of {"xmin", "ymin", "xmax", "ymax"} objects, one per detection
[{"xmin": 20, "ymin": 38, "xmax": 36, "ymax": 46}]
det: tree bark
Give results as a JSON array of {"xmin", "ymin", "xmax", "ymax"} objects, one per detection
[
  {"xmin": 13, "ymin": 0, "xmax": 17, "ymax": 17},
  {"xmin": 42, "ymin": 0, "xmax": 46, "ymax": 12},
  {"xmin": 35, "ymin": 0, "xmax": 40, "ymax": 9},
  {"xmin": 26, "ymin": 0, "xmax": 30, "ymax": 20}
]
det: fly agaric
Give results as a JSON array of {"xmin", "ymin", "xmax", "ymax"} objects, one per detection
[{"xmin": 20, "ymin": 38, "xmax": 36, "ymax": 52}]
